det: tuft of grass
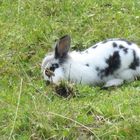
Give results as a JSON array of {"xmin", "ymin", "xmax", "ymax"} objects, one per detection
[
  {"xmin": 54, "ymin": 81, "xmax": 77, "ymax": 98},
  {"xmin": 0, "ymin": 0, "xmax": 140, "ymax": 139}
]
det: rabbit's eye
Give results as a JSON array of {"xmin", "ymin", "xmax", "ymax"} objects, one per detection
[{"xmin": 50, "ymin": 63, "xmax": 59, "ymax": 72}]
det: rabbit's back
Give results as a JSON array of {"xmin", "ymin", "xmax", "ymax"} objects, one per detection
[{"xmin": 80, "ymin": 39, "xmax": 140, "ymax": 82}]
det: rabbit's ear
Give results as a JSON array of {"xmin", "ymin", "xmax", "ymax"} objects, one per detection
[{"xmin": 55, "ymin": 35, "xmax": 71, "ymax": 59}]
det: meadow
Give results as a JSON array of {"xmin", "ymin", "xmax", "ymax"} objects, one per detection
[{"xmin": 0, "ymin": 0, "xmax": 140, "ymax": 139}]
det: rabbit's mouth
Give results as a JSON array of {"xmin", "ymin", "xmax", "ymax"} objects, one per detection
[{"xmin": 45, "ymin": 68, "xmax": 55, "ymax": 78}]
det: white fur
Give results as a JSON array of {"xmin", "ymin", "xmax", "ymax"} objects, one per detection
[{"xmin": 41, "ymin": 38, "xmax": 140, "ymax": 87}]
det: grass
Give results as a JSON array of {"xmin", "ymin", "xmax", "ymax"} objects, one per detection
[{"xmin": 0, "ymin": 0, "xmax": 140, "ymax": 139}]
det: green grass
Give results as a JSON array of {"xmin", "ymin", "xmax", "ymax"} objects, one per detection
[{"xmin": 0, "ymin": 0, "xmax": 140, "ymax": 139}]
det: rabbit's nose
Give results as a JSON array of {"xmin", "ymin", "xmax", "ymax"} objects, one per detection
[{"xmin": 45, "ymin": 68, "xmax": 55, "ymax": 77}]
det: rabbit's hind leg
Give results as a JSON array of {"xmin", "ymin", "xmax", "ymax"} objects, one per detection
[{"xmin": 102, "ymin": 79, "xmax": 124, "ymax": 89}]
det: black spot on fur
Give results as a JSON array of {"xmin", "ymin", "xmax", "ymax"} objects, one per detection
[
  {"xmin": 118, "ymin": 39, "xmax": 132, "ymax": 45},
  {"xmin": 129, "ymin": 50, "xmax": 139, "ymax": 70},
  {"xmin": 123, "ymin": 48, "xmax": 128, "ymax": 54},
  {"xmin": 118, "ymin": 44, "xmax": 128, "ymax": 54},
  {"xmin": 86, "ymin": 64, "xmax": 89, "ymax": 67},
  {"xmin": 112, "ymin": 42, "xmax": 117, "ymax": 48},
  {"xmin": 105, "ymin": 51, "xmax": 121, "ymax": 75},
  {"xmin": 50, "ymin": 63, "xmax": 59, "ymax": 71},
  {"xmin": 96, "ymin": 67, "xmax": 100, "ymax": 71},
  {"xmin": 119, "ymin": 45, "xmax": 124, "ymax": 49},
  {"xmin": 98, "ymin": 51, "xmax": 121, "ymax": 78},
  {"xmin": 92, "ymin": 45, "xmax": 98, "ymax": 49}
]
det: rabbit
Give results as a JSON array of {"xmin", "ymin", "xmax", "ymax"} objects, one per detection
[{"xmin": 41, "ymin": 35, "xmax": 140, "ymax": 88}]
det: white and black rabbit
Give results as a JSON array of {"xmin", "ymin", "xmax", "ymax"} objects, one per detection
[{"xmin": 41, "ymin": 35, "xmax": 140, "ymax": 88}]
